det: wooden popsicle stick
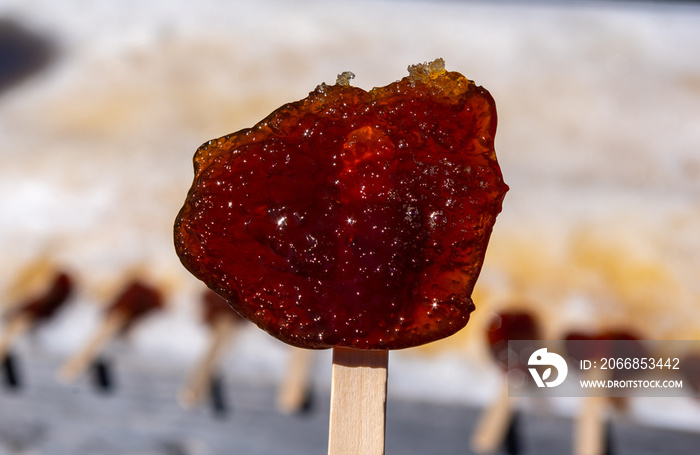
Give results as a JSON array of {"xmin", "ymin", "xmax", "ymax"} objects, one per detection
[
  {"xmin": 276, "ymin": 347, "xmax": 314, "ymax": 414},
  {"xmin": 58, "ymin": 311, "xmax": 126, "ymax": 383},
  {"xmin": 471, "ymin": 381, "xmax": 515, "ymax": 453},
  {"xmin": 575, "ymin": 394, "xmax": 607, "ymax": 455},
  {"xmin": 178, "ymin": 316, "xmax": 236, "ymax": 408},
  {"xmin": 328, "ymin": 347, "xmax": 388, "ymax": 455},
  {"xmin": 0, "ymin": 315, "xmax": 33, "ymax": 361},
  {"xmin": 574, "ymin": 366, "xmax": 609, "ymax": 455}
]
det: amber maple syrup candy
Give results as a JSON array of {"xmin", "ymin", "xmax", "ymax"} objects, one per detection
[
  {"xmin": 14, "ymin": 272, "xmax": 73, "ymax": 323},
  {"xmin": 174, "ymin": 59, "xmax": 508, "ymax": 349},
  {"xmin": 486, "ymin": 311, "xmax": 540, "ymax": 371},
  {"xmin": 106, "ymin": 280, "xmax": 164, "ymax": 333}
]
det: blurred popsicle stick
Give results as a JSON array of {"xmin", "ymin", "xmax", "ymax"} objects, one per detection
[
  {"xmin": 58, "ymin": 311, "xmax": 126, "ymax": 383},
  {"xmin": 1, "ymin": 271, "xmax": 73, "ymax": 361},
  {"xmin": 277, "ymin": 348, "xmax": 314, "ymax": 414},
  {"xmin": 58, "ymin": 279, "xmax": 163, "ymax": 384},
  {"xmin": 566, "ymin": 331, "xmax": 642, "ymax": 455},
  {"xmin": 178, "ymin": 315, "xmax": 236, "ymax": 408},
  {"xmin": 471, "ymin": 382, "xmax": 516, "ymax": 453},
  {"xmin": 328, "ymin": 347, "xmax": 388, "ymax": 455},
  {"xmin": 0, "ymin": 315, "xmax": 32, "ymax": 362},
  {"xmin": 179, "ymin": 289, "xmax": 243, "ymax": 412},
  {"xmin": 575, "ymin": 395, "xmax": 608, "ymax": 455},
  {"xmin": 472, "ymin": 309, "xmax": 539, "ymax": 454},
  {"xmin": 574, "ymin": 364, "xmax": 611, "ymax": 455}
]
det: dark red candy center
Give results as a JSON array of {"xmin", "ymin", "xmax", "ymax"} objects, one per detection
[{"xmin": 175, "ymin": 65, "xmax": 507, "ymax": 349}]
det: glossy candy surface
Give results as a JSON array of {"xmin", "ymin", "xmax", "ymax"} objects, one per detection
[{"xmin": 175, "ymin": 59, "xmax": 507, "ymax": 349}]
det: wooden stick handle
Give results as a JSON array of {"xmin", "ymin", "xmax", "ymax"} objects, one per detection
[
  {"xmin": 575, "ymin": 367, "xmax": 609, "ymax": 455},
  {"xmin": 471, "ymin": 381, "xmax": 514, "ymax": 453},
  {"xmin": 276, "ymin": 348, "xmax": 314, "ymax": 413},
  {"xmin": 575, "ymin": 395, "xmax": 607, "ymax": 455},
  {"xmin": 328, "ymin": 347, "xmax": 388, "ymax": 455},
  {"xmin": 178, "ymin": 316, "xmax": 236, "ymax": 408},
  {"xmin": 0, "ymin": 315, "xmax": 33, "ymax": 361},
  {"xmin": 58, "ymin": 311, "xmax": 126, "ymax": 383}
]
